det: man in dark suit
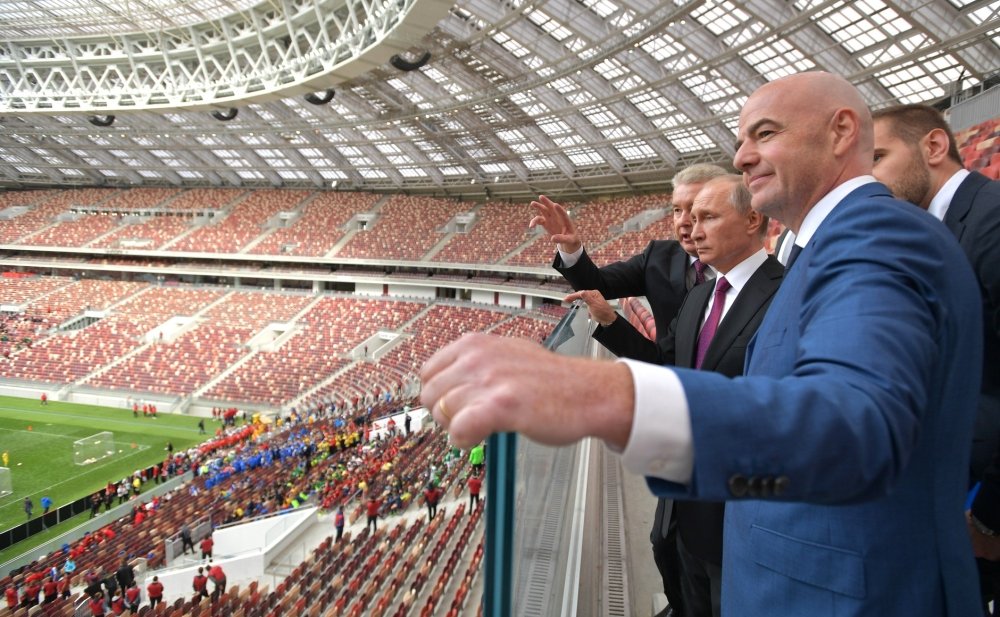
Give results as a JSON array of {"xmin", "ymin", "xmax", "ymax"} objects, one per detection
[
  {"xmin": 421, "ymin": 71, "xmax": 982, "ymax": 616},
  {"xmin": 872, "ymin": 103, "xmax": 1000, "ymax": 613},
  {"xmin": 530, "ymin": 163, "xmax": 728, "ymax": 364},
  {"xmin": 531, "ymin": 163, "xmax": 727, "ymax": 616},
  {"xmin": 651, "ymin": 174, "xmax": 782, "ymax": 616}
]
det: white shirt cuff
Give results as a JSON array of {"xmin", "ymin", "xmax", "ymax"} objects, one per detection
[
  {"xmin": 558, "ymin": 245, "xmax": 585, "ymax": 268},
  {"xmin": 618, "ymin": 359, "xmax": 694, "ymax": 484}
]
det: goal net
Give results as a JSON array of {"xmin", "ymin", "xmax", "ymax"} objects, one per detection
[
  {"xmin": 0, "ymin": 467, "xmax": 11, "ymax": 498},
  {"xmin": 74, "ymin": 432, "xmax": 115, "ymax": 466}
]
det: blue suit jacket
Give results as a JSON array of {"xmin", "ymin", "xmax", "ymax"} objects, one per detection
[{"xmin": 650, "ymin": 183, "xmax": 982, "ymax": 615}]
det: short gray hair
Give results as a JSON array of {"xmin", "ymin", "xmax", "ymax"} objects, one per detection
[{"xmin": 671, "ymin": 163, "xmax": 729, "ymax": 188}]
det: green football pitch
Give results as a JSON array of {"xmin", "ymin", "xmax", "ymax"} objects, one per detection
[{"xmin": 0, "ymin": 395, "xmax": 204, "ymax": 535}]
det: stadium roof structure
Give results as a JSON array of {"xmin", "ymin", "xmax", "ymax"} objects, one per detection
[{"xmin": 0, "ymin": 0, "xmax": 997, "ymax": 199}]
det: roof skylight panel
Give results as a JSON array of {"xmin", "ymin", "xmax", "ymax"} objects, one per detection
[
  {"xmin": 580, "ymin": 0, "xmax": 620, "ymax": 19},
  {"xmin": 277, "ymin": 170, "xmax": 307, "ymax": 179},
  {"xmin": 318, "ymin": 170, "xmax": 348, "ymax": 180},
  {"xmin": 137, "ymin": 170, "xmax": 162, "ymax": 178},
  {"xmin": 741, "ymin": 38, "xmax": 816, "ymax": 80},
  {"xmin": 567, "ymin": 147, "xmax": 604, "ymax": 166},
  {"xmin": 399, "ymin": 167, "xmax": 427, "ymax": 177},
  {"xmin": 60, "ymin": 168, "xmax": 84, "ymax": 176},
  {"xmin": 358, "ymin": 169, "xmax": 387, "ymax": 178},
  {"xmin": 440, "ymin": 166, "xmax": 468, "ymax": 175},
  {"xmin": 616, "ymin": 139, "xmax": 657, "ymax": 160},
  {"xmin": 665, "ymin": 127, "xmax": 714, "ymax": 152},
  {"xmin": 523, "ymin": 157, "xmax": 557, "ymax": 170},
  {"xmin": 481, "ymin": 162, "xmax": 510, "ymax": 173}
]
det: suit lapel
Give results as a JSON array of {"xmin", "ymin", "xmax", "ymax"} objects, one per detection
[
  {"xmin": 676, "ymin": 283, "xmax": 712, "ymax": 368},
  {"xmin": 701, "ymin": 258, "xmax": 783, "ymax": 370},
  {"xmin": 670, "ymin": 248, "xmax": 691, "ymax": 291},
  {"xmin": 943, "ymin": 172, "xmax": 986, "ymax": 243}
]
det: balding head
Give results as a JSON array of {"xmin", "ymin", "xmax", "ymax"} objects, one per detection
[{"xmin": 733, "ymin": 72, "xmax": 873, "ymax": 232}]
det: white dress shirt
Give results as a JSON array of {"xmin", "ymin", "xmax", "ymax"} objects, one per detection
[
  {"xmin": 927, "ymin": 169, "xmax": 969, "ymax": 222},
  {"xmin": 619, "ymin": 178, "xmax": 878, "ymax": 484}
]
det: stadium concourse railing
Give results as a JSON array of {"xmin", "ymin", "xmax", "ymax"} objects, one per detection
[
  {"xmin": 484, "ymin": 302, "xmax": 600, "ymax": 616},
  {"xmin": 0, "ymin": 469, "xmax": 191, "ymax": 569}
]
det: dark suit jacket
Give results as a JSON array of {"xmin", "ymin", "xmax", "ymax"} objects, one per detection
[
  {"xmin": 554, "ymin": 240, "xmax": 690, "ymax": 363},
  {"xmin": 949, "ymin": 172, "xmax": 1000, "ymax": 529},
  {"xmin": 650, "ymin": 183, "xmax": 981, "ymax": 615},
  {"xmin": 663, "ymin": 255, "xmax": 783, "ymax": 565}
]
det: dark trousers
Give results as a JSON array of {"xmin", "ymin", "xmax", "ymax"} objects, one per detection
[
  {"xmin": 652, "ymin": 498, "xmax": 686, "ymax": 615},
  {"xmin": 979, "ymin": 558, "xmax": 1000, "ymax": 616},
  {"xmin": 470, "ymin": 494, "xmax": 480, "ymax": 510},
  {"xmin": 677, "ymin": 535, "xmax": 722, "ymax": 617},
  {"xmin": 336, "ymin": 526, "xmax": 344, "ymax": 542},
  {"xmin": 367, "ymin": 515, "xmax": 377, "ymax": 532},
  {"xmin": 427, "ymin": 502, "xmax": 438, "ymax": 520}
]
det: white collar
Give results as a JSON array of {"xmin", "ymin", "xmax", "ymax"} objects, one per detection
[
  {"xmin": 794, "ymin": 176, "xmax": 878, "ymax": 249},
  {"xmin": 717, "ymin": 248, "xmax": 768, "ymax": 294},
  {"xmin": 927, "ymin": 169, "xmax": 970, "ymax": 221}
]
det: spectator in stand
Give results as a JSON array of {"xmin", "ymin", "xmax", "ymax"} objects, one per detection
[
  {"xmin": 423, "ymin": 483, "xmax": 440, "ymax": 521},
  {"xmin": 88, "ymin": 590, "xmax": 106, "ymax": 617},
  {"xmin": 180, "ymin": 525, "xmax": 195, "ymax": 555},
  {"xmin": 192, "ymin": 567, "xmax": 209, "ymax": 600},
  {"xmin": 208, "ymin": 562, "xmax": 226, "ymax": 602},
  {"xmin": 404, "ymin": 412, "xmax": 412, "ymax": 435},
  {"xmin": 469, "ymin": 443, "xmax": 485, "ymax": 476},
  {"xmin": 145, "ymin": 576, "xmax": 163, "ymax": 609},
  {"xmin": 200, "ymin": 534, "xmax": 214, "ymax": 560},
  {"xmin": 468, "ymin": 475, "xmax": 482, "ymax": 511},
  {"xmin": 41, "ymin": 575, "xmax": 57, "ymax": 603},
  {"xmin": 366, "ymin": 495, "xmax": 380, "ymax": 532},
  {"xmin": 22, "ymin": 577, "xmax": 41, "ymax": 607},
  {"xmin": 4, "ymin": 585, "xmax": 17, "ymax": 611},
  {"xmin": 109, "ymin": 589, "xmax": 125, "ymax": 616},
  {"xmin": 123, "ymin": 583, "xmax": 140, "ymax": 612},
  {"xmin": 115, "ymin": 558, "xmax": 134, "ymax": 590},
  {"xmin": 58, "ymin": 573, "xmax": 73, "ymax": 599},
  {"xmin": 334, "ymin": 506, "xmax": 345, "ymax": 542},
  {"xmin": 23, "ymin": 496, "xmax": 33, "ymax": 520}
]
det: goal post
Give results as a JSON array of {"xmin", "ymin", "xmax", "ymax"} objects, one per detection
[
  {"xmin": 0, "ymin": 467, "xmax": 11, "ymax": 498},
  {"xmin": 73, "ymin": 431, "xmax": 115, "ymax": 466}
]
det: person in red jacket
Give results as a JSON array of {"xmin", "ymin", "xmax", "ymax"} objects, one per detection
[
  {"xmin": 334, "ymin": 506, "xmax": 345, "ymax": 542},
  {"xmin": 124, "ymin": 583, "xmax": 141, "ymax": 612},
  {"xmin": 207, "ymin": 563, "xmax": 226, "ymax": 602},
  {"xmin": 200, "ymin": 535, "xmax": 214, "ymax": 560},
  {"xmin": 468, "ymin": 475, "xmax": 482, "ymax": 511},
  {"xmin": 146, "ymin": 576, "xmax": 163, "ymax": 608},
  {"xmin": 88, "ymin": 591, "xmax": 106, "ymax": 617},
  {"xmin": 109, "ymin": 590, "xmax": 125, "ymax": 616},
  {"xmin": 41, "ymin": 575, "xmax": 58, "ymax": 603},
  {"xmin": 366, "ymin": 496, "xmax": 380, "ymax": 532},
  {"xmin": 192, "ymin": 567, "xmax": 209, "ymax": 600},
  {"xmin": 5, "ymin": 585, "xmax": 18, "ymax": 610},
  {"xmin": 423, "ymin": 484, "xmax": 440, "ymax": 521},
  {"xmin": 22, "ymin": 579, "xmax": 41, "ymax": 607}
]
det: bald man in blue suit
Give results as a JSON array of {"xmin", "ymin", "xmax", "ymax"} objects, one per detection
[{"xmin": 420, "ymin": 72, "xmax": 982, "ymax": 616}]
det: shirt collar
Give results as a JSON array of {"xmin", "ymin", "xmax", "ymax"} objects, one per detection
[
  {"xmin": 794, "ymin": 176, "xmax": 878, "ymax": 249},
  {"xmin": 717, "ymin": 248, "xmax": 768, "ymax": 294},
  {"xmin": 927, "ymin": 169, "xmax": 969, "ymax": 221}
]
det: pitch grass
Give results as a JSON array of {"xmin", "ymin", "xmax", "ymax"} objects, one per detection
[{"xmin": 0, "ymin": 395, "xmax": 204, "ymax": 555}]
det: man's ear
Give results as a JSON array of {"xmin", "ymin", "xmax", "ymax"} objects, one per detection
[
  {"xmin": 830, "ymin": 108, "xmax": 862, "ymax": 158},
  {"xmin": 922, "ymin": 128, "xmax": 952, "ymax": 167}
]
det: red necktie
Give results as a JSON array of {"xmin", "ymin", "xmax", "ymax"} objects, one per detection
[{"xmin": 695, "ymin": 276, "xmax": 731, "ymax": 369}]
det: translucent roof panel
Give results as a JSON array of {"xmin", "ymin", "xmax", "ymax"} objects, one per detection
[{"xmin": 0, "ymin": 0, "xmax": 995, "ymax": 197}]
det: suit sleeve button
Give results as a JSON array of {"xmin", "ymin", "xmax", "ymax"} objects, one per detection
[
  {"xmin": 774, "ymin": 476, "xmax": 790, "ymax": 497},
  {"xmin": 747, "ymin": 476, "xmax": 763, "ymax": 497},
  {"xmin": 728, "ymin": 474, "xmax": 749, "ymax": 497}
]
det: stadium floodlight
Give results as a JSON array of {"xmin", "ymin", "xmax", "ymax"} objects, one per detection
[
  {"xmin": 0, "ymin": 467, "xmax": 11, "ymax": 498},
  {"xmin": 73, "ymin": 432, "xmax": 115, "ymax": 466}
]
